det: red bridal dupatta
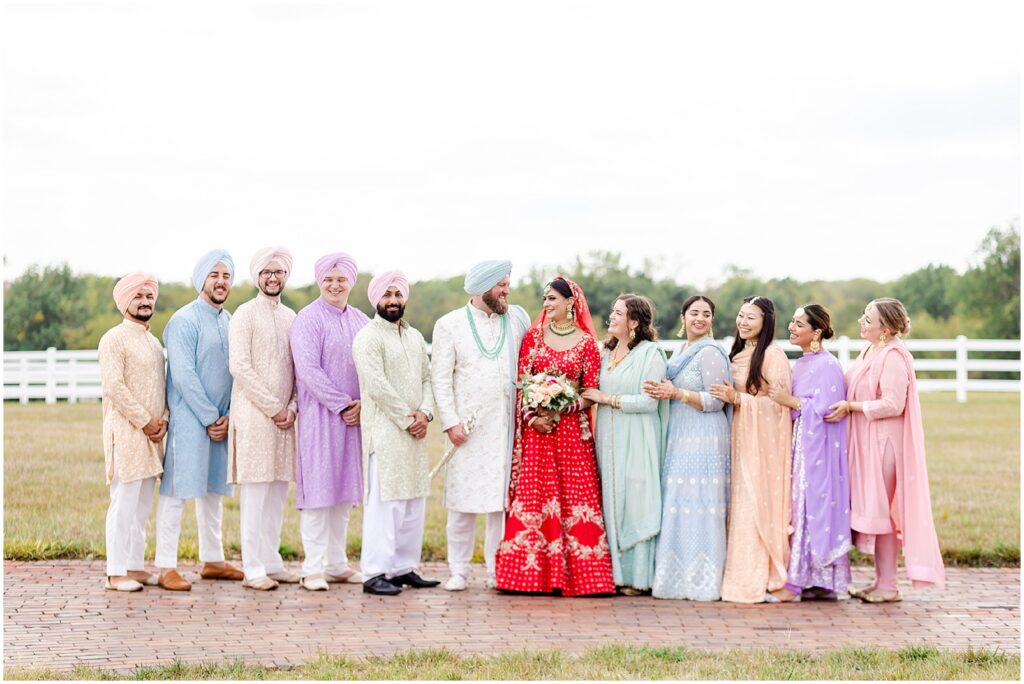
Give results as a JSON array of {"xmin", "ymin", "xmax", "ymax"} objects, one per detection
[{"xmin": 847, "ymin": 341, "xmax": 945, "ymax": 590}]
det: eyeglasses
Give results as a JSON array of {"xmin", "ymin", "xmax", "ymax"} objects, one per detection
[{"xmin": 259, "ymin": 270, "xmax": 288, "ymax": 279}]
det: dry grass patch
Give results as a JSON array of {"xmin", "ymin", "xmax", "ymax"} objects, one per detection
[{"xmin": 3, "ymin": 393, "xmax": 1019, "ymax": 564}]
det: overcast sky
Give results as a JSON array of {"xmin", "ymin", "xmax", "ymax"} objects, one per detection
[{"xmin": 2, "ymin": 1, "xmax": 1020, "ymax": 290}]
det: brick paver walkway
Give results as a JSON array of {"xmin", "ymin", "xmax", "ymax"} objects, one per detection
[{"xmin": 3, "ymin": 561, "xmax": 1019, "ymax": 673}]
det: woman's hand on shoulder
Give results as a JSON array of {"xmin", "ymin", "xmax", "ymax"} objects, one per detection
[{"xmin": 643, "ymin": 379, "xmax": 677, "ymax": 401}]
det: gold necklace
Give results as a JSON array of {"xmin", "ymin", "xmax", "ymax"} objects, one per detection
[
  {"xmin": 744, "ymin": 339, "xmax": 756, "ymax": 349},
  {"xmin": 607, "ymin": 346, "xmax": 629, "ymax": 371},
  {"xmin": 549, "ymin": 320, "xmax": 577, "ymax": 336}
]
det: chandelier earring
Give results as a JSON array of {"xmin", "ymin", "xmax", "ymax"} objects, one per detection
[
  {"xmin": 676, "ymin": 321, "xmax": 686, "ymax": 338},
  {"xmin": 878, "ymin": 332, "xmax": 887, "ymax": 347},
  {"xmin": 809, "ymin": 335, "xmax": 821, "ymax": 353},
  {"xmin": 629, "ymin": 327, "xmax": 636, "ymax": 343},
  {"xmin": 566, "ymin": 302, "xmax": 575, "ymax": 322}
]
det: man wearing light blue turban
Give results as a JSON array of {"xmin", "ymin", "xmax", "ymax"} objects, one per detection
[
  {"xmin": 432, "ymin": 259, "xmax": 531, "ymax": 591},
  {"xmin": 156, "ymin": 250, "xmax": 242, "ymax": 590}
]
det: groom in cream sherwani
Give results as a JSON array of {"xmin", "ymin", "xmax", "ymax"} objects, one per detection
[{"xmin": 430, "ymin": 260, "xmax": 531, "ymax": 591}]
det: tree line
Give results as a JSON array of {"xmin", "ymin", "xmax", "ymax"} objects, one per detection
[{"xmin": 4, "ymin": 224, "xmax": 1018, "ymax": 352}]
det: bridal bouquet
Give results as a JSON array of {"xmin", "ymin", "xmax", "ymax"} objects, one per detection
[{"xmin": 516, "ymin": 371, "xmax": 580, "ymax": 420}]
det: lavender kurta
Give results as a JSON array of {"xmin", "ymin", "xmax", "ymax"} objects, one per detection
[
  {"xmin": 290, "ymin": 298, "xmax": 369, "ymax": 509},
  {"xmin": 786, "ymin": 351, "xmax": 851, "ymax": 593}
]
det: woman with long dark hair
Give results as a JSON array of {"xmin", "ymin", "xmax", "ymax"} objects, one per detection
[
  {"xmin": 582, "ymin": 294, "xmax": 667, "ymax": 595},
  {"xmin": 766, "ymin": 304, "xmax": 851, "ymax": 601},
  {"xmin": 494, "ymin": 276, "xmax": 615, "ymax": 596},
  {"xmin": 709, "ymin": 296, "xmax": 793, "ymax": 603},
  {"xmin": 644, "ymin": 295, "xmax": 733, "ymax": 601}
]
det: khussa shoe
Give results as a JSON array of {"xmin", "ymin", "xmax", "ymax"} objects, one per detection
[
  {"xmin": 444, "ymin": 574, "xmax": 468, "ymax": 591},
  {"xmin": 858, "ymin": 589, "xmax": 902, "ymax": 604},
  {"xmin": 242, "ymin": 576, "xmax": 279, "ymax": 591},
  {"xmin": 325, "ymin": 569, "xmax": 364, "ymax": 584},
  {"xmin": 363, "ymin": 575, "xmax": 402, "ymax": 595},
  {"xmin": 128, "ymin": 571, "xmax": 159, "ymax": 586},
  {"xmin": 199, "ymin": 562, "xmax": 244, "ymax": 581},
  {"xmin": 388, "ymin": 571, "xmax": 440, "ymax": 589},
  {"xmin": 105, "ymin": 576, "xmax": 143, "ymax": 592},
  {"xmin": 300, "ymin": 574, "xmax": 329, "ymax": 591},
  {"xmin": 157, "ymin": 569, "xmax": 192, "ymax": 591},
  {"xmin": 267, "ymin": 571, "xmax": 301, "ymax": 584}
]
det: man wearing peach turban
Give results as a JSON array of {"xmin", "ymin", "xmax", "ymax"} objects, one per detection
[
  {"xmin": 289, "ymin": 252, "xmax": 369, "ymax": 591},
  {"xmin": 157, "ymin": 250, "xmax": 243, "ymax": 591},
  {"xmin": 353, "ymin": 271, "xmax": 440, "ymax": 595},
  {"xmin": 97, "ymin": 273, "xmax": 167, "ymax": 591},
  {"xmin": 227, "ymin": 247, "xmax": 299, "ymax": 590},
  {"xmin": 430, "ymin": 259, "xmax": 530, "ymax": 591}
]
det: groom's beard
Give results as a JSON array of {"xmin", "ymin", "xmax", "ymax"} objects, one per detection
[
  {"xmin": 482, "ymin": 291, "xmax": 509, "ymax": 314},
  {"xmin": 377, "ymin": 303, "xmax": 405, "ymax": 322}
]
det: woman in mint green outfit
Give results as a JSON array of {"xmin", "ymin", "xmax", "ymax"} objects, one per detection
[{"xmin": 583, "ymin": 294, "xmax": 668, "ymax": 594}]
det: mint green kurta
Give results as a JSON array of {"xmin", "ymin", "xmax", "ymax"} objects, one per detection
[{"xmin": 594, "ymin": 340, "xmax": 669, "ymax": 590}]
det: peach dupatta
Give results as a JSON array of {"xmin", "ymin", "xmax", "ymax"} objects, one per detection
[
  {"xmin": 847, "ymin": 342, "xmax": 945, "ymax": 590},
  {"xmin": 720, "ymin": 344, "xmax": 793, "ymax": 602}
]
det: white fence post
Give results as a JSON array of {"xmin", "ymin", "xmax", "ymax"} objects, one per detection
[
  {"xmin": 955, "ymin": 335, "xmax": 968, "ymax": 403},
  {"xmin": 837, "ymin": 335, "xmax": 852, "ymax": 369},
  {"xmin": 45, "ymin": 347, "xmax": 57, "ymax": 405},
  {"xmin": 68, "ymin": 357, "xmax": 78, "ymax": 404},
  {"xmin": 19, "ymin": 356, "xmax": 29, "ymax": 404}
]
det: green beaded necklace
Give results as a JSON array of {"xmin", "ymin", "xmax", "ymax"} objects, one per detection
[{"xmin": 465, "ymin": 305, "xmax": 508, "ymax": 359}]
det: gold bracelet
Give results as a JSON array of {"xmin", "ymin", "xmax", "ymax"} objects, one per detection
[
  {"xmin": 681, "ymin": 389, "xmax": 690, "ymax": 403},
  {"xmin": 615, "ymin": 395, "xmax": 623, "ymax": 409}
]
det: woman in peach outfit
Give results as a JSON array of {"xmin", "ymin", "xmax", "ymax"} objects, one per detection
[
  {"xmin": 710, "ymin": 296, "xmax": 793, "ymax": 603},
  {"xmin": 825, "ymin": 298, "xmax": 944, "ymax": 602}
]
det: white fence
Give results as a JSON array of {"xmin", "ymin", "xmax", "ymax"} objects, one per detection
[{"xmin": 4, "ymin": 336, "xmax": 1020, "ymax": 405}]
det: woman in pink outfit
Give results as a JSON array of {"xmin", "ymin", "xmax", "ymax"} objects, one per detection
[{"xmin": 824, "ymin": 298, "xmax": 945, "ymax": 603}]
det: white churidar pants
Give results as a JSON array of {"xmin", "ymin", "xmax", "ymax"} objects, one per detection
[
  {"xmin": 299, "ymin": 503, "xmax": 354, "ymax": 577},
  {"xmin": 446, "ymin": 510, "xmax": 504, "ymax": 577},
  {"xmin": 360, "ymin": 454, "xmax": 426, "ymax": 580},
  {"xmin": 105, "ymin": 448, "xmax": 157, "ymax": 576},
  {"xmin": 155, "ymin": 491, "xmax": 226, "ymax": 568},
  {"xmin": 240, "ymin": 480, "xmax": 290, "ymax": 581}
]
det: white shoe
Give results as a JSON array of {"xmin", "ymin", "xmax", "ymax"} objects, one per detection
[
  {"xmin": 444, "ymin": 574, "xmax": 468, "ymax": 591},
  {"xmin": 325, "ymin": 569, "xmax": 364, "ymax": 584},
  {"xmin": 267, "ymin": 571, "xmax": 301, "ymax": 584},
  {"xmin": 300, "ymin": 574, "xmax": 329, "ymax": 591},
  {"xmin": 104, "ymin": 577, "xmax": 143, "ymax": 592},
  {"xmin": 483, "ymin": 573, "xmax": 497, "ymax": 590},
  {"xmin": 242, "ymin": 576, "xmax": 279, "ymax": 591}
]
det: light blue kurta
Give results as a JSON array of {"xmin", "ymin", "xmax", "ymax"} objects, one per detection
[
  {"xmin": 161, "ymin": 297, "xmax": 233, "ymax": 500},
  {"xmin": 594, "ymin": 340, "xmax": 668, "ymax": 590},
  {"xmin": 652, "ymin": 340, "xmax": 732, "ymax": 601}
]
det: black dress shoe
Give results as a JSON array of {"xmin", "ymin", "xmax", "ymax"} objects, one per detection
[
  {"xmin": 389, "ymin": 571, "xmax": 441, "ymax": 589},
  {"xmin": 363, "ymin": 575, "xmax": 402, "ymax": 595}
]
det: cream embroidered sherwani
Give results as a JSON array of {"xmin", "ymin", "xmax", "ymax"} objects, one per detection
[
  {"xmin": 227, "ymin": 293, "xmax": 298, "ymax": 484},
  {"xmin": 98, "ymin": 318, "xmax": 166, "ymax": 577},
  {"xmin": 352, "ymin": 315, "xmax": 435, "ymax": 502},
  {"xmin": 99, "ymin": 320, "xmax": 167, "ymax": 484}
]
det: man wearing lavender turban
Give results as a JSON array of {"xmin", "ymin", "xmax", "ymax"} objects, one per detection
[
  {"xmin": 432, "ymin": 259, "xmax": 530, "ymax": 590},
  {"xmin": 98, "ymin": 274, "xmax": 166, "ymax": 591},
  {"xmin": 289, "ymin": 252, "xmax": 369, "ymax": 591},
  {"xmin": 228, "ymin": 248, "xmax": 299, "ymax": 590},
  {"xmin": 353, "ymin": 271, "xmax": 439, "ymax": 595},
  {"xmin": 157, "ymin": 251, "xmax": 242, "ymax": 591}
]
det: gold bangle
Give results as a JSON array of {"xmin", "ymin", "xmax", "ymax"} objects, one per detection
[{"xmin": 681, "ymin": 389, "xmax": 690, "ymax": 403}]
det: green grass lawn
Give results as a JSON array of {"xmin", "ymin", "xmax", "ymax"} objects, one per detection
[
  {"xmin": 3, "ymin": 393, "xmax": 1019, "ymax": 565},
  {"xmin": 4, "ymin": 645, "xmax": 1019, "ymax": 680}
]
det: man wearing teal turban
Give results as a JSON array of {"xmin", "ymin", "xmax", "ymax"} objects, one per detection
[{"xmin": 431, "ymin": 260, "xmax": 531, "ymax": 591}]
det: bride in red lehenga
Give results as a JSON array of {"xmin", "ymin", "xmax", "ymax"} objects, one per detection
[{"xmin": 495, "ymin": 276, "xmax": 615, "ymax": 596}]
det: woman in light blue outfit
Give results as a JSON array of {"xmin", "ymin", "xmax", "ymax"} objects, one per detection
[
  {"xmin": 644, "ymin": 295, "xmax": 733, "ymax": 601},
  {"xmin": 583, "ymin": 294, "xmax": 668, "ymax": 594}
]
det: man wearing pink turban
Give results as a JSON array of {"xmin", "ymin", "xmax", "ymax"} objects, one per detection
[
  {"xmin": 289, "ymin": 252, "xmax": 369, "ymax": 591},
  {"xmin": 98, "ymin": 274, "xmax": 167, "ymax": 591},
  {"xmin": 353, "ymin": 271, "xmax": 440, "ymax": 595},
  {"xmin": 228, "ymin": 248, "xmax": 299, "ymax": 591}
]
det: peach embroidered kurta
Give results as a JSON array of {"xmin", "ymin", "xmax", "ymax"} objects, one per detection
[
  {"xmin": 720, "ymin": 344, "xmax": 793, "ymax": 603},
  {"xmin": 227, "ymin": 294, "xmax": 298, "ymax": 484},
  {"xmin": 98, "ymin": 320, "xmax": 167, "ymax": 484},
  {"xmin": 846, "ymin": 340, "xmax": 945, "ymax": 589}
]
